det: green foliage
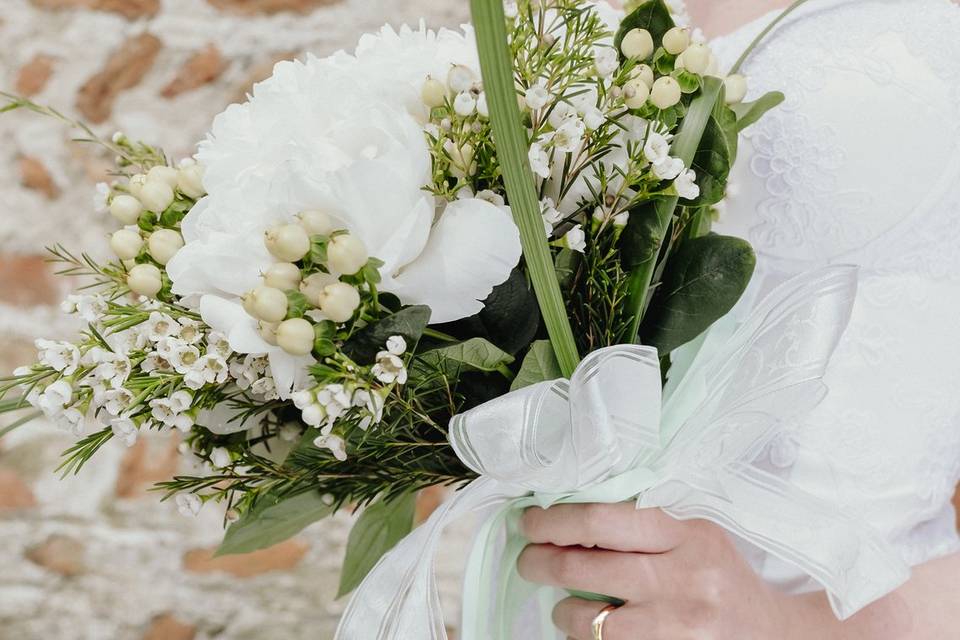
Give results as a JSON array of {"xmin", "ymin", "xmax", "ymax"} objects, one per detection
[
  {"xmin": 614, "ymin": 0, "xmax": 675, "ymax": 56},
  {"xmin": 732, "ymin": 91, "xmax": 786, "ymax": 132},
  {"xmin": 639, "ymin": 234, "xmax": 756, "ymax": 354},
  {"xmin": 337, "ymin": 492, "xmax": 417, "ymax": 598},
  {"xmin": 342, "ymin": 306, "xmax": 431, "ymax": 364},
  {"xmin": 217, "ymin": 489, "xmax": 336, "ymax": 556},
  {"xmin": 687, "ymin": 115, "xmax": 733, "ymax": 207},
  {"xmin": 285, "ymin": 290, "xmax": 310, "ymax": 319},
  {"xmin": 416, "ymin": 338, "xmax": 514, "ymax": 377},
  {"xmin": 512, "ymin": 340, "xmax": 563, "ymax": 390}
]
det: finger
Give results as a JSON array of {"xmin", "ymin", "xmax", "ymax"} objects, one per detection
[
  {"xmin": 551, "ymin": 597, "xmax": 611, "ymax": 640},
  {"xmin": 553, "ymin": 599, "xmax": 698, "ymax": 640},
  {"xmin": 518, "ymin": 543, "xmax": 674, "ymax": 599},
  {"xmin": 521, "ymin": 503, "xmax": 691, "ymax": 552}
]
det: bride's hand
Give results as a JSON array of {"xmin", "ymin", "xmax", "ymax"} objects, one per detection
[{"xmin": 518, "ymin": 502, "xmax": 792, "ymax": 640}]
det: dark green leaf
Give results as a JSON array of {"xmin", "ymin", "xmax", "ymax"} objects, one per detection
[
  {"xmin": 217, "ymin": 490, "xmax": 335, "ymax": 556},
  {"xmin": 337, "ymin": 492, "xmax": 416, "ymax": 598},
  {"xmin": 640, "ymin": 234, "xmax": 756, "ymax": 354},
  {"xmin": 416, "ymin": 338, "xmax": 513, "ymax": 377},
  {"xmin": 511, "ymin": 340, "xmax": 563, "ymax": 391},
  {"xmin": 713, "ymin": 99, "xmax": 739, "ymax": 166},
  {"xmin": 342, "ymin": 306, "xmax": 431, "ymax": 364},
  {"xmin": 731, "ymin": 91, "xmax": 785, "ymax": 132},
  {"xmin": 285, "ymin": 291, "xmax": 309, "ymax": 319},
  {"xmin": 687, "ymin": 115, "xmax": 732, "ymax": 207},
  {"xmin": 619, "ymin": 202, "xmax": 663, "ymax": 270},
  {"xmin": 615, "ymin": 0, "xmax": 675, "ymax": 58},
  {"xmin": 671, "ymin": 69, "xmax": 702, "ymax": 94}
]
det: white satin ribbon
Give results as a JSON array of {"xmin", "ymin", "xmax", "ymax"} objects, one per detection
[{"xmin": 336, "ymin": 266, "xmax": 910, "ymax": 639}]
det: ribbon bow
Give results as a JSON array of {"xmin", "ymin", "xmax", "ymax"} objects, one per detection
[{"xmin": 336, "ymin": 267, "xmax": 909, "ymax": 639}]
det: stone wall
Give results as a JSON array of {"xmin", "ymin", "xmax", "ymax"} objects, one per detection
[{"xmin": 0, "ymin": 1, "xmax": 470, "ymax": 638}]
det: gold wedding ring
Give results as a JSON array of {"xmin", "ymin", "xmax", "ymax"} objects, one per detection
[{"xmin": 591, "ymin": 603, "xmax": 620, "ymax": 640}]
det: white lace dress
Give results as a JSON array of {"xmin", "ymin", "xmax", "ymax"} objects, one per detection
[{"xmin": 710, "ymin": 0, "xmax": 960, "ymax": 596}]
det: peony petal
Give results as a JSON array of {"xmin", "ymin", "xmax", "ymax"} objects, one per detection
[{"xmin": 386, "ymin": 198, "xmax": 521, "ymax": 323}]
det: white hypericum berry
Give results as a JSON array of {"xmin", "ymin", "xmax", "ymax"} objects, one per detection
[
  {"xmin": 421, "ymin": 76, "xmax": 447, "ymax": 108},
  {"xmin": 110, "ymin": 194, "xmax": 143, "ymax": 224},
  {"xmin": 264, "ymin": 224, "xmax": 311, "ymax": 262},
  {"xmin": 620, "ymin": 28, "xmax": 654, "ymax": 60},
  {"xmin": 263, "ymin": 262, "xmax": 302, "ymax": 291},
  {"xmin": 110, "ymin": 229, "xmax": 143, "ymax": 260},
  {"xmin": 128, "ymin": 173, "xmax": 148, "ymax": 198},
  {"xmin": 662, "ymin": 27, "xmax": 691, "ymax": 55},
  {"xmin": 127, "ymin": 263, "xmax": 163, "ymax": 298},
  {"xmin": 147, "ymin": 229, "xmax": 184, "ymax": 265},
  {"xmin": 296, "ymin": 210, "xmax": 337, "ymax": 236},
  {"xmin": 447, "ymin": 64, "xmax": 475, "ymax": 93},
  {"xmin": 453, "ymin": 91, "xmax": 477, "ymax": 116},
  {"xmin": 244, "ymin": 285, "xmax": 289, "ymax": 323},
  {"xmin": 299, "ymin": 272, "xmax": 338, "ymax": 302},
  {"xmin": 630, "ymin": 63, "xmax": 655, "ymax": 88},
  {"xmin": 327, "ymin": 234, "xmax": 369, "ymax": 275},
  {"xmin": 624, "ymin": 79, "xmax": 651, "ymax": 109},
  {"xmin": 139, "ymin": 181, "xmax": 175, "ymax": 212},
  {"xmin": 275, "ymin": 318, "xmax": 315, "ymax": 356},
  {"xmin": 317, "ymin": 282, "xmax": 361, "ymax": 323},
  {"xmin": 176, "ymin": 164, "xmax": 206, "ymax": 199},
  {"xmin": 146, "ymin": 165, "xmax": 179, "ymax": 188},
  {"xmin": 724, "ymin": 74, "xmax": 748, "ymax": 104},
  {"xmin": 680, "ymin": 43, "xmax": 710, "ymax": 75},
  {"xmin": 650, "ymin": 76, "xmax": 682, "ymax": 109}
]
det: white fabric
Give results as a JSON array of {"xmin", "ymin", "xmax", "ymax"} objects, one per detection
[{"xmin": 710, "ymin": 0, "xmax": 960, "ymax": 596}]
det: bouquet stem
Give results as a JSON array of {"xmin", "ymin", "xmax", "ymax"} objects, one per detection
[{"xmin": 471, "ymin": 0, "xmax": 581, "ymax": 377}]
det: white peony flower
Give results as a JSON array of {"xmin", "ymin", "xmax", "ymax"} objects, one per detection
[
  {"xmin": 675, "ymin": 169, "xmax": 701, "ymax": 200},
  {"xmin": 167, "ymin": 29, "xmax": 521, "ymax": 396}
]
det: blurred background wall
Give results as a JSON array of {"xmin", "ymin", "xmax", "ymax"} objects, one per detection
[{"xmin": 0, "ymin": 1, "xmax": 470, "ymax": 639}]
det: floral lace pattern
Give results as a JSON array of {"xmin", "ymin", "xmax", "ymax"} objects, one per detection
[{"xmin": 711, "ymin": 0, "xmax": 960, "ymax": 588}]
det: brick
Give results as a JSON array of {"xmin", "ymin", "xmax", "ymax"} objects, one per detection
[
  {"xmin": 0, "ymin": 256, "xmax": 61, "ymax": 307},
  {"xmin": 143, "ymin": 614, "xmax": 196, "ymax": 640},
  {"xmin": 183, "ymin": 539, "xmax": 309, "ymax": 577},
  {"xmin": 25, "ymin": 534, "xmax": 86, "ymax": 576},
  {"xmin": 76, "ymin": 33, "xmax": 163, "ymax": 124},
  {"xmin": 231, "ymin": 51, "xmax": 298, "ymax": 104},
  {"xmin": 29, "ymin": 0, "xmax": 160, "ymax": 19},
  {"xmin": 19, "ymin": 156, "xmax": 60, "ymax": 199},
  {"xmin": 0, "ymin": 468, "xmax": 37, "ymax": 510},
  {"xmin": 115, "ymin": 436, "xmax": 181, "ymax": 499},
  {"xmin": 161, "ymin": 45, "xmax": 227, "ymax": 99},
  {"xmin": 207, "ymin": 0, "xmax": 342, "ymax": 15},
  {"xmin": 15, "ymin": 54, "xmax": 56, "ymax": 97}
]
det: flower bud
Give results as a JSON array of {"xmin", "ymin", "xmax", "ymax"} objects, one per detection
[
  {"xmin": 177, "ymin": 164, "xmax": 206, "ymax": 199},
  {"xmin": 680, "ymin": 43, "xmax": 710, "ymax": 75},
  {"xmin": 650, "ymin": 76, "xmax": 682, "ymax": 109},
  {"xmin": 724, "ymin": 74, "xmax": 748, "ymax": 104},
  {"xmin": 127, "ymin": 264, "xmax": 163, "ymax": 298},
  {"xmin": 139, "ymin": 181, "xmax": 175, "ymax": 212},
  {"xmin": 453, "ymin": 92, "xmax": 477, "ymax": 116},
  {"xmin": 110, "ymin": 194, "xmax": 143, "ymax": 224},
  {"xmin": 421, "ymin": 77, "xmax": 447, "ymax": 108},
  {"xmin": 447, "ymin": 64, "xmax": 475, "ymax": 93},
  {"xmin": 623, "ymin": 78, "xmax": 650, "ymax": 109},
  {"xmin": 258, "ymin": 321, "xmax": 279, "ymax": 346},
  {"xmin": 662, "ymin": 27, "xmax": 690, "ymax": 55},
  {"xmin": 299, "ymin": 272, "xmax": 338, "ymax": 302},
  {"xmin": 110, "ymin": 229, "xmax": 143, "ymax": 260},
  {"xmin": 264, "ymin": 224, "xmax": 311, "ymax": 262},
  {"xmin": 296, "ymin": 210, "xmax": 337, "ymax": 236},
  {"xmin": 620, "ymin": 28, "xmax": 654, "ymax": 60},
  {"xmin": 263, "ymin": 262, "xmax": 302, "ymax": 291},
  {"xmin": 629, "ymin": 63, "xmax": 654, "ymax": 87},
  {"xmin": 476, "ymin": 92, "xmax": 489, "ymax": 118},
  {"xmin": 318, "ymin": 282, "xmax": 361, "ymax": 323},
  {"xmin": 128, "ymin": 174, "xmax": 148, "ymax": 198},
  {"xmin": 243, "ymin": 285, "xmax": 288, "ymax": 323},
  {"xmin": 146, "ymin": 165, "xmax": 179, "ymax": 188},
  {"xmin": 276, "ymin": 318, "xmax": 315, "ymax": 356},
  {"xmin": 327, "ymin": 234, "xmax": 368, "ymax": 275},
  {"xmin": 147, "ymin": 229, "xmax": 184, "ymax": 265}
]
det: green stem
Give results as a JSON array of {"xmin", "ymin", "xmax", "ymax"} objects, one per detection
[
  {"xmin": 623, "ymin": 77, "xmax": 724, "ymax": 343},
  {"xmin": 730, "ymin": 0, "xmax": 814, "ymax": 75},
  {"xmin": 471, "ymin": 0, "xmax": 580, "ymax": 377}
]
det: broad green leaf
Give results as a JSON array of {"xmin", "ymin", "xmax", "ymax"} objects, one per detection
[
  {"xmin": 341, "ymin": 305, "xmax": 431, "ymax": 364},
  {"xmin": 687, "ymin": 115, "xmax": 732, "ymax": 207},
  {"xmin": 511, "ymin": 340, "xmax": 563, "ymax": 391},
  {"xmin": 640, "ymin": 234, "xmax": 756, "ymax": 354},
  {"xmin": 713, "ymin": 98, "xmax": 740, "ymax": 166},
  {"xmin": 731, "ymin": 91, "xmax": 785, "ymax": 132},
  {"xmin": 476, "ymin": 268, "xmax": 539, "ymax": 354},
  {"xmin": 337, "ymin": 492, "xmax": 416, "ymax": 598},
  {"xmin": 619, "ymin": 201, "xmax": 663, "ymax": 270},
  {"xmin": 417, "ymin": 338, "xmax": 513, "ymax": 377},
  {"xmin": 671, "ymin": 68, "xmax": 702, "ymax": 94},
  {"xmin": 217, "ymin": 490, "xmax": 335, "ymax": 556},
  {"xmin": 615, "ymin": 0, "xmax": 676, "ymax": 56}
]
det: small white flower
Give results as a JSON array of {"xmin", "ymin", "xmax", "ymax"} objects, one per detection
[
  {"xmin": 541, "ymin": 197, "xmax": 563, "ymax": 236},
  {"xmin": 251, "ymin": 376, "xmax": 279, "ymax": 400},
  {"xmin": 169, "ymin": 343, "xmax": 202, "ymax": 375},
  {"xmin": 150, "ymin": 390, "xmax": 194, "ymax": 432},
  {"xmin": 563, "ymin": 225, "xmax": 587, "ymax": 253},
  {"xmin": 674, "ymin": 169, "xmax": 701, "ymax": 200},
  {"xmin": 582, "ymin": 106, "xmax": 605, "ymax": 130},
  {"xmin": 35, "ymin": 339, "xmax": 80, "ymax": 375},
  {"xmin": 302, "ymin": 403, "xmax": 326, "ymax": 427},
  {"xmin": 102, "ymin": 388, "xmax": 134, "ymax": 416},
  {"xmin": 37, "ymin": 379, "xmax": 73, "ymax": 417},
  {"xmin": 643, "ymin": 132, "xmax": 671, "ymax": 166},
  {"xmin": 613, "ymin": 212, "xmax": 630, "ymax": 227},
  {"xmin": 176, "ymin": 319, "xmax": 204, "ymax": 345},
  {"xmin": 291, "ymin": 390, "xmax": 315, "ymax": 410},
  {"xmin": 476, "ymin": 92, "xmax": 489, "ymax": 118},
  {"xmin": 447, "ymin": 64, "xmax": 476, "ymax": 93},
  {"xmin": 93, "ymin": 182, "xmax": 111, "ymax": 214},
  {"xmin": 504, "ymin": 0, "xmax": 519, "ymax": 18},
  {"xmin": 552, "ymin": 118, "xmax": 586, "ymax": 154},
  {"xmin": 524, "ymin": 83, "xmax": 551, "ymax": 111},
  {"xmin": 176, "ymin": 493, "xmax": 202, "ymax": 517},
  {"xmin": 210, "ymin": 447, "xmax": 231, "ymax": 469},
  {"xmin": 386, "ymin": 336, "xmax": 407, "ymax": 356},
  {"xmin": 61, "ymin": 294, "xmax": 108, "ymax": 323},
  {"xmin": 593, "ymin": 46, "xmax": 619, "ymax": 78},
  {"xmin": 528, "ymin": 142, "xmax": 551, "ymax": 179},
  {"xmin": 372, "ymin": 351, "xmax": 408, "ymax": 385},
  {"xmin": 453, "ymin": 92, "xmax": 477, "ymax": 116},
  {"xmin": 57, "ymin": 407, "xmax": 86, "ymax": 436},
  {"xmin": 142, "ymin": 353, "xmax": 173, "ymax": 374},
  {"xmin": 206, "ymin": 332, "xmax": 233, "ymax": 359},
  {"xmin": 314, "ymin": 434, "xmax": 348, "ymax": 462},
  {"xmin": 652, "ymin": 156, "xmax": 685, "ymax": 181},
  {"xmin": 146, "ymin": 312, "xmax": 181, "ymax": 342},
  {"xmin": 111, "ymin": 417, "xmax": 138, "ymax": 447}
]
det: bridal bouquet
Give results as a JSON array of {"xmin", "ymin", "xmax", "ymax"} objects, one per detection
[{"xmin": 2, "ymin": 0, "xmax": 906, "ymax": 637}]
